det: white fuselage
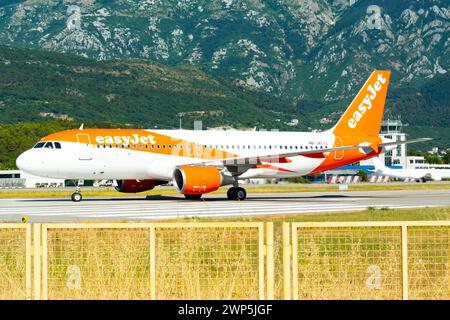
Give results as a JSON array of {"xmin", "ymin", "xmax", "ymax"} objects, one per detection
[{"xmin": 17, "ymin": 129, "xmax": 339, "ymax": 181}]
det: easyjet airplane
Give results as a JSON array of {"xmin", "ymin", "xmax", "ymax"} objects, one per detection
[{"xmin": 16, "ymin": 70, "xmax": 428, "ymax": 201}]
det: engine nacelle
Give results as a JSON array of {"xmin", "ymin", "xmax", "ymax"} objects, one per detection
[
  {"xmin": 173, "ymin": 166, "xmax": 223, "ymax": 195},
  {"xmin": 114, "ymin": 179, "xmax": 165, "ymax": 193}
]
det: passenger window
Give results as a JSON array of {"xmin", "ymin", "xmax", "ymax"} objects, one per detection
[{"xmin": 34, "ymin": 142, "xmax": 45, "ymax": 149}]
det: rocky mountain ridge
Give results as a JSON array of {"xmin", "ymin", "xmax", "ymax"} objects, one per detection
[{"xmin": 0, "ymin": 0, "xmax": 448, "ymax": 101}]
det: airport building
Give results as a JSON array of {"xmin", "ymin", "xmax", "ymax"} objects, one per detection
[{"xmin": 0, "ymin": 170, "xmax": 64, "ymax": 189}]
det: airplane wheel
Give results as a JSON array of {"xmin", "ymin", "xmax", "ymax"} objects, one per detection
[
  {"xmin": 227, "ymin": 187, "xmax": 237, "ymax": 200},
  {"xmin": 71, "ymin": 192, "xmax": 82, "ymax": 202},
  {"xmin": 184, "ymin": 194, "xmax": 202, "ymax": 200},
  {"xmin": 235, "ymin": 187, "xmax": 247, "ymax": 201}
]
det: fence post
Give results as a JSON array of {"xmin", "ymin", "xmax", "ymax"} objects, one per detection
[
  {"xmin": 259, "ymin": 224, "xmax": 265, "ymax": 300},
  {"xmin": 292, "ymin": 224, "xmax": 298, "ymax": 300},
  {"xmin": 266, "ymin": 223, "xmax": 274, "ymax": 300},
  {"xmin": 401, "ymin": 225, "xmax": 409, "ymax": 300},
  {"xmin": 42, "ymin": 225, "xmax": 48, "ymax": 300},
  {"xmin": 282, "ymin": 223, "xmax": 291, "ymax": 300},
  {"xmin": 33, "ymin": 224, "xmax": 41, "ymax": 300},
  {"xmin": 25, "ymin": 225, "xmax": 32, "ymax": 300},
  {"xmin": 150, "ymin": 226, "xmax": 156, "ymax": 300}
]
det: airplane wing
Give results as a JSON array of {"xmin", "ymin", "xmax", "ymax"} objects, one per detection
[
  {"xmin": 180, "ymin": 137, "xmax": 432, "ymax": 176},
  {"xmin": 189, "ymin": 144, "xmax": 363, "ymax": 168},
  {"xmin": 185, "ymin": 137, "xmax": 432, "ymax": 167}
]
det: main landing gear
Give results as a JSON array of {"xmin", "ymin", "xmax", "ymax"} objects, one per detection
[
  {"xmin": 227, "ymin": 186, "xmax": 247, "ymax": 201},
  {"xmin": 71, "ymin": 181, "xmax": 83, "ymax": 202}
]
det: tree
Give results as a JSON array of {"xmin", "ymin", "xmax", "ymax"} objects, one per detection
[
  {"xmin": 357, "ymin": 170, "xmax": 368, "ymax": 182},
  {"xmin": 442, "ymin": 151, "xmax": 450, "ymax": 164},
  {"xmin": 425, "ymin": 154, "xmax": 443, "ymax": 165}
]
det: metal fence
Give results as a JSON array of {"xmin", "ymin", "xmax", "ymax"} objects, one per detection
[
  {"xmin": 283, "ymin": 221, "xmax": 450, "ymax": 300},
  {"xmin": 34, "ymin": 222, "xmax": 272, "ymax": 300},
  {"xmin": 0, "ymin": 221, "xmax": 449, "ymax": 300}
]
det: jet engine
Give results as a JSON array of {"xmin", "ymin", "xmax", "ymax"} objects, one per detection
[
  {"xmin": 114, "ymin": 179, "xmax": 165, "ymax": 193},
  {"xmin": 173, "ymin": 166, "xmax": 225, "ymax": 195}
]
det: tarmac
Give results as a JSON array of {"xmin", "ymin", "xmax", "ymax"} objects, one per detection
[{"xmin": 0, "ymin": 189, "xmax": 449, "ymax": 222}]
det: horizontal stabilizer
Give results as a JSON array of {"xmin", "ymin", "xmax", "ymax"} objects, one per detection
[{"xmin": 379, "ymin": 138, "xmax": 432, "ymax": 148}]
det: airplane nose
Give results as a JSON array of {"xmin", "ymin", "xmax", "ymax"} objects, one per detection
[{"xmin": 16, "ymin": 151, "xmax": 32, "ymax": 172}]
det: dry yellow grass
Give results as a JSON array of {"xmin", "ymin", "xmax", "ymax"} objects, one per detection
[{"xmin": 0, "ymin": 227, "xmax": 28, "ymax": 299}]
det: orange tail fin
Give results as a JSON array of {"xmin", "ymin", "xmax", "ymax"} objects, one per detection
[{"xmin": 331, "ymin": 70, "xmax": 391, "ymax": 138}]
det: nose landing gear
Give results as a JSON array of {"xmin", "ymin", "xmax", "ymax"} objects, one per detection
[
  {"xmin": 71, "ymin": 192, "xmax": 82, "ymax": 202},
  {"xmin": 71, "ymin": 181, "xmax": 83, "ymax": 202}
]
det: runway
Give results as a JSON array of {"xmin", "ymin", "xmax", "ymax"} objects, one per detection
[{"xmin": 0, "ymin": 189, "xmax": 449, "ymax": 222}]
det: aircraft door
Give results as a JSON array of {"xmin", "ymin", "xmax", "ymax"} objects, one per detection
[
  {"xmin": 77, "ymin": 134, "xmax": 93, "ymax": 160},
  {"xmin": 333, "ymin": 136, "xmax": 344, "ymax": 160}
]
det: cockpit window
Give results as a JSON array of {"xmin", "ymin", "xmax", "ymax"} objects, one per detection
[
  {"xmin": 44, "ymin": 142, "xmax": 54, "ymax": 149},
  {"xmin": 54, "ymin": 142, "xmax": 61, "ymax": 149},
  {"xmin": 34, "ymin": 142, "xmax": 45, "ymax": 149}
]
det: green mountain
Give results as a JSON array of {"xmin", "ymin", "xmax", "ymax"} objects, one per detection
[
  {"xmin": 0, "ymin": 0, "xmax": 447, "ymax": 101},
  {"xmin": 0, "ymin": 44, "xmax": 448, "ymax": 159},
  {"xmin": 0, "ymin": 45, "xmax": 299, "ymax": 129}
]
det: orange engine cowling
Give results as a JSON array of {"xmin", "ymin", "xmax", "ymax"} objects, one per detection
[
  {"xmin": 173, "ymin": 166, "xmax": 222, "ymax": 195},
  {"xmin": 114, "ymin": 179, "xmax": 165, "ymax": 193}
]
